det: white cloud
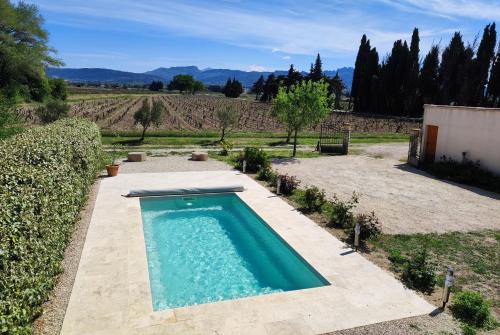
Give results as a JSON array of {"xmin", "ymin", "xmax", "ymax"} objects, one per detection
[
  {"xmin": 31, "ymin": 0, "xmax": 463, "ymax": 62},
  {"xmin": 378, "ymin": 0, "xmax": 500, "ymax": 21},
  {"xmin": 282, "ymin": 56, "xmax": 291, "ymax": 60},
  {"xmin": 246, "ymin": 64, "xmax": 271, "ymax": 72}
]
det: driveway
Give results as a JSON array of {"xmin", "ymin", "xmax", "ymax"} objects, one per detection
[{"xmin": 273, "ymin": 144, "xmax": 500, "ymax": 234}]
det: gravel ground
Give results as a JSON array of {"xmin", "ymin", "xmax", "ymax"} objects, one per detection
[
  {"xmin": 32, "ymin": 152, "xmax": 486, "ymax": 334},
  {"xmin": 117, "ymin": 155, "xmax": 232, "ymax": 174},
  {"xmin": 327, "ymin": 312, "xmax": 462, "ymax": 335},
  {"xmin": 33, "ymin": 179, "xmax": 101, "ymax": 335},
  {"xmin": 273, "ymin": 144, "xmax": 500, "ymax": 234}
]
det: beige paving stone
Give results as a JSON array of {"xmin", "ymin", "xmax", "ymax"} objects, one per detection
[{"xmin": 60, "ymin": 171, "xmax": 434, "ymax": 335}]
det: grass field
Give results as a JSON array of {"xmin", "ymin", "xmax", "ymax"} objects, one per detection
[{"xmin": 102, "ymin": 131, "xmax": 409, "ymax": 148}]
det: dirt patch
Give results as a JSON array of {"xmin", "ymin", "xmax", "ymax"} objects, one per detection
[{"xmin": 273, "ymin": 145, "xmax": 500, "ymax": 234}]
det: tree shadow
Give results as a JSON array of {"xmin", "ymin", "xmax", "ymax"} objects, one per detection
[
  {"xmin": 268, "ymin": 140, "xmax": 290, "ymax": 147},
  {"xmin": 394, "ymin": 163, "xmax": 500, "ymax": 200},
  {"xmin": 271, "ymin": 157, "xmax": 301, "ymax": 166}
]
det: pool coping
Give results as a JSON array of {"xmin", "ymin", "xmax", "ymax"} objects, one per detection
[{"xmin": 60, "ymin": 170, "xmax": 434, "ymax": 335}]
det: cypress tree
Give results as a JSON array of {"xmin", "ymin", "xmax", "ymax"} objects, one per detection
[
  {"xmin": 486, "ymin": 43, "xmax": 500, "ymax": 107},
  {"xmin": 250, "ymin": 75, "xmax": 265, "ymax": 100},
  {"xmin": 380, "ymin": 40, "xmax": 409, "ymax": 115},
  {"xmin": 328, "ymin": 72, "xmax": 345, "ymax": 109},
  {"xmin": 405, "ymin": 28, "xmax": 420, "ymax": 116},
  {"xmin": 310, "ymin": 53, "xmax": 324, "ymax": 82},
  {"xmin": 285, "ymin": 64, "xmax": 302, "ymax": 89},
  {"xmin": 471, "ymin": 23, "xmax": 497, "ymax": 105},
  {"xmin": 439, "ymin": 32, "xmax": 467, "ymax": 105},
  {"xmin": 260, "ymin": 74, "xmax": 279, "ymax": 102},
  {"xmin": 352, "ymin": 35, "xmax": 371, "ymax": 113},
  {"xmin": 419, "ymin": 45, "xmax": 440, "ymax": 106}
]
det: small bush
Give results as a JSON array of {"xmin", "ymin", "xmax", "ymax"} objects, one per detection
[
  {"xmin": 303, "ymin": 186, "xmax": 326, "ymax": 212},
  {"xmin": 327, "ymin": 192, "xmax": 358, "ymax": 228},
  {"xmin": 219, "ymin": 140, "xmax": 233, "ymax": 156},
  {"xmin": 424, "ymin": 155, "xmax": 500, "ymax": 194},
  {"xmin": 238, "ymin": 147, "xmax": 270, "ymax": 173},
  {"xmin": 256, "ymin": 165, "xmax": 277, "ymax": 183},
  {"xmin": 346, "ymin": 211, "xmax": 382, "ymax": 243},
  {"xmin": 36, "ymin": 98, "xmax": 70, "ymax": 123},
  {"xmin": 0, "ymin": 119, "xmax": 102, "ymax": 333},
  {"xmin": 278, "ymin": 174, "xmax": 300, "ymax": 195},
  {"xmin": 451, "ymin": 290, "xmax": 495, "ymax": 330},
  {"xmin": 401, "ymin": 247, "xmax": 436, "ymax": 293}
]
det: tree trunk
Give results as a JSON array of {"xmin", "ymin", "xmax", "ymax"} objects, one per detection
[
  {"xmin": 141, "ymin": 126, "xmax": 147, "ymax": 141},
  {"xmin": 286, "ymin": 129, "xmax": 292, "ymax": 143},
  {"xmin": 292, "ymin": 129, "xmax": 298, "ymax": 157},
  {"xmin": 220, "ymin": 127, "xmax": 225, "ymax": 142}
]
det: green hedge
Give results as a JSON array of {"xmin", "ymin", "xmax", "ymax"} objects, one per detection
[{"xmin": 0, "ymin": 119, "xmax": 102, "ymax": 334}]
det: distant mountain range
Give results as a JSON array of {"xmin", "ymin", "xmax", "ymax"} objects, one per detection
[{"xmin": 46, "ymin": 66, "xmax": 354, "ymax": 90}]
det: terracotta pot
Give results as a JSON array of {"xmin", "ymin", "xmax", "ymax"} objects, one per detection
[{"xmin": 106, "ymin": 164, "xmax": 119, "ymax": 177}]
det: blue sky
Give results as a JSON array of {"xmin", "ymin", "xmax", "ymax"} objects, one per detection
[{"xmin": 29, "ymin": 0, "xmax": 500, "ymax": 73}]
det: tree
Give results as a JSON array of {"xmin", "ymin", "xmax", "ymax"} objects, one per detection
[
  {"xmin": 486, "ymin": 43, "xmax": 500, "ymax": 106},
  {"xmin": 167, "ymin": 74, "xmax": 194, "ymax": 93},
  {"xmin": 328, "ymin": 72, "xmax": 345, "ymax": 109},
  {"xmin": 419, "ymin": 45, "xmax": 440, "ymax": 106},
  {"xmin": 285, "ymin": 64, "xmax": 302, "ymax": 90},
  {"xmin": 351, "ymin": 35, "xmax": 370, "ymax": 112},
  {"xmin": 192, "ymin": 80, "xmax": 205, "ymax": 94},
  {"xmin": 148, "ymin": 80, "xmax": 164, "ymax": 91},
  {"xmin": 309, "ymin": 54, "xmax": 323, "ymax": 82},
  {"xmin": 49, "ymin": 78, "xmax": 68, "ymax": 100},
  {"xmin": 0, "ymin": 1, "xmax": 62, "ymax": 101},
  {"xmin": 250, "ymin": 75, "xmax": 265, "ymax": 100},
  {"xmin": 36, "ymin": 99, "xmax": 69, "ymax": 124},
  {"xmin": 216, "ymin": 105, "xmax": 239, "ymax": 141},
  {"xmin": 470, "ymin": 23, "xmax": 497, "ymax": 105},
  {"xmin": 404, "ymin": 28, "xmax": 420, "ymax": 116},
  {"xmin": 272, "ymin": 80, "xmax": 330, "ymax": 156},
  {"xmin": 439, "ymin": 32, "xmax": 467, "ymax": 105},
  {"xmin": 261, "ymin": 74, "xmax": 279, "ymax": 102},
  {"xmin": 223, "ymin": 78, "xmax": 243, "ymax": 98},
  {"xmin": 133, "ymin": 99, "xmax": 164, "ymax": 141}
]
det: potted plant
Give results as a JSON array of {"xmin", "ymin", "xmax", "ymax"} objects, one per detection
[{"xmin": 106, "ymin": 149, "xmax": 120, "ymax": 177}]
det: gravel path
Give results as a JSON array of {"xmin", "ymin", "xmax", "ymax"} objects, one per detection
[{"xmin": 273, "ymin": 145, "xmax": 500, "ymax": 234}]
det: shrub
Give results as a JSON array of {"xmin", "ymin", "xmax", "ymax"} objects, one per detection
[
  {"xmin": 303, "ymin": 186, "xmax": 326, "ymax": 212},
  {"xmin": 327, "ymin": 192, "xmax": 358, "ymax": 228},
  {"xmin": 0, "ymin": 119, "xmax": 102, "ymax": 333},
  {"xmin": 346, "ymin": 211, "xmax": 382, "ymax": 243},
  {"xmin": 278, "ymin": 174, "xmax": 300, "ymax": 195},
  {"xmin": 238, "ymin": 147, "xmax": 270, "ymax": 173},
  {"xmin": 401, "ymin": 247, "xmax": 437, "ymax": 293},
  {"xmin": 256, "ymin": 165, "xmax": 277, "ymax": 183},
  {"xmin": 219, "ymin": 140, "xmax": 233, "ymax": 156},
  {"xmin": 451, "ymin": 290, "xmax": 495, "ymax": 330},
  {"xmin": 424, "ymin": 155, "xmax": 500, "ymax": 194},
  {"xmin": 36, "ymin": 98, "xmax": 70, "ymax": 124}
]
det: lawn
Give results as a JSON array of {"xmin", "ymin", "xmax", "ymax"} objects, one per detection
[{"xmin": 101, "ymin": 131, "xmax": 409, "ymax": 148}]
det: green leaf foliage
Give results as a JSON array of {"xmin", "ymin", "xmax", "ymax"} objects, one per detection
[{"xmin": 0, "ymin": 119, "xmax": 102, "ymax": 334}]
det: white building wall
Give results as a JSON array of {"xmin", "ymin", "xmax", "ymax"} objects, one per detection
[{"xmin": 421, "ymin": 105, "xmax": 500, "ymax": 175}]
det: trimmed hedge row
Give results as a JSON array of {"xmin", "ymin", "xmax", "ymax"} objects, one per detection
[{"xmin": 0, "ymin": 119, "xmax": 102, "ymax": 334}]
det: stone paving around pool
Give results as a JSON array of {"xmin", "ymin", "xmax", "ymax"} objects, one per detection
[{"xmin": 60, "ymin": 170, "xmax": 433, "ymax": 335}]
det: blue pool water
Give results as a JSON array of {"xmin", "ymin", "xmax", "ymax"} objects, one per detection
[{"xmin": 140, "ymin": 193, "xmax": 328, "ymax": 310}]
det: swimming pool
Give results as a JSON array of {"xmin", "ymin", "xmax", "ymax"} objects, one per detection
[{"xmin": 140, "ymin": 193, "xmax": 328, "ymax": 310}]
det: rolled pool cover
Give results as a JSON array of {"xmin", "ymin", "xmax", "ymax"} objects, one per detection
[{"xmin": 125, "ymin": 185, "xmax": 245, "ymax": 197}]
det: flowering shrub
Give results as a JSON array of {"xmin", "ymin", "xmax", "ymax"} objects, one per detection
[
  {"xmin": 278, "ymin": 174, "xmax": 300, "ymax": 195},
  {"xmin": 0, "ymin": 119, "xmax": 102, "ymax": 334}
]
